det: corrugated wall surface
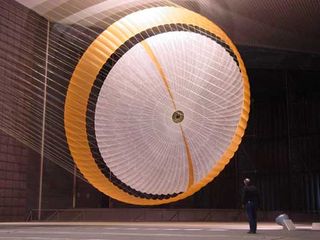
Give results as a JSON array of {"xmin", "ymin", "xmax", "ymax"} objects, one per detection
[{"xmin": 0, "ymin": 0, "xmax": 45, "ymax": 221}]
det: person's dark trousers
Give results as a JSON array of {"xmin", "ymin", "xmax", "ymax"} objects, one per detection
[{"xmin": 246, "ymin": 201, "xmax": 257, "ymax": 233}]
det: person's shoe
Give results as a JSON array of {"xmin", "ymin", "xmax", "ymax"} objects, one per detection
[{"xmin": 247, "ymin": 231, "xmax": 256, "ymax": 234}]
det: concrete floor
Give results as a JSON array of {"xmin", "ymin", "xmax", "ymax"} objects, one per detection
[{"xmin": 0, "ymin": 222, "xmax": 318, "ymax": 240}]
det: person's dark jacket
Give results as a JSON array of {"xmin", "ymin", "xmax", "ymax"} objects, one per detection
[{"xmin": 242, "ymin": 185, "xmax": 260, "ymax": 207}]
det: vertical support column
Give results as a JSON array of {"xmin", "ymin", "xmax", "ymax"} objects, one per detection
[
  {"xmin": 38, "ymin": 20, "xmax": 50, "ymax": 221},
  {"xmin": 316, "ymin": 174, "xmax": 320, "ymax": 212},
  {"xmin": 72, "ymin": 165, "xmax": 77, "ymax": 208},
  {"xmin": 285, "ymin": 70, "xmax": 293, "ymax": 211}
]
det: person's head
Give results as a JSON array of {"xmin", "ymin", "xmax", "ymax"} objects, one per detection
[{"xmin": 244, "ymin": 178, "xmax": 250, "ymax": 186}]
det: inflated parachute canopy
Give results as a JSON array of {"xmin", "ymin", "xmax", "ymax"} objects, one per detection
[{"xmin": 64, "ymin": 6, "xmax": 250, "ymax": 205}]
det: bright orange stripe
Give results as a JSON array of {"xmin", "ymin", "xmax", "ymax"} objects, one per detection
[
  {"xmin": 142, "ymin": 40, "xmax": 195, "ymax": 187},
  {"xmin": 180, "ymin": 125, "xmax": 194, "ymax": 187},
  {"xmin": 141, "ymin": 41, "xmax": 177, "ymax": 110}
]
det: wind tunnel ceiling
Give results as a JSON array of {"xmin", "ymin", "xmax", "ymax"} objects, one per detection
[{"xmin": 15, "ymin": 0, "xmax": 320, "ymax": 54}]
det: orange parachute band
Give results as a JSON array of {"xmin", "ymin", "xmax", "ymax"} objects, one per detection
[{"xmin": 64, "ymin": 6, "xmax": 250, "ymax": 205}]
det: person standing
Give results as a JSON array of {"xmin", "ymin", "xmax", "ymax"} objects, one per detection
[{"xmin": 242, "ymin": 178, "xmax": 260, "ymax": 234}]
